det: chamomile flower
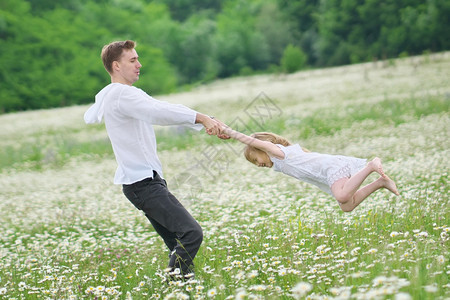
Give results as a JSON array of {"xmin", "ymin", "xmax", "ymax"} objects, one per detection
[
  {"xmin": 390, "ymin": 231, "xmax": 400, "ymax": 238},
  {"xmin": 395, "ymin": 292, "xmax": 412, "ymax": 300},
  {"xmin": 207, "ymin": 288, "xmax": 217, "ymax": 298},
  {"xmin": 291, "ymin": 282, "xmax": 312, "ymax": 299}
]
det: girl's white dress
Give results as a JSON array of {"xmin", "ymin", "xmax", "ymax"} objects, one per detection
[{"xmin": 269, "ymin": 144, "xmax": 367, "ymax": 195}]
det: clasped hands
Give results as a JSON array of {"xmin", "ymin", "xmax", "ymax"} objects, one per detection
[{"xmin": 202, "ymin": 115, "xmax": 231, "ymax": 140}]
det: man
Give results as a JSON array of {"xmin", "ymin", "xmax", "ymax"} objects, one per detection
[{"xmin": 84, "ymin": 40, "xmax": 226, "ymax": 279}]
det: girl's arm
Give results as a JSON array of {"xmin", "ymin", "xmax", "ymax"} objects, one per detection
[{"xmin": 222, "ymin": 127, "xmax": 285, "ymax": 159}]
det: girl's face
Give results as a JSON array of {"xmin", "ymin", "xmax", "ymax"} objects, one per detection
[{"xmin": 248, "ymin": 149, "xmax": 273, "ymax": 168}]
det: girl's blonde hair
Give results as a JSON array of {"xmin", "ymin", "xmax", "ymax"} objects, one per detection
[{"xmin": 244, "ymin": 132, "xmax": 309, "ymax": 164}]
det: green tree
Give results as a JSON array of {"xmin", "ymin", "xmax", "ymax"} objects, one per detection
[
  {"xmin": 280, "ymin": 44, "xmax": 307, "ymax": 73},
  {"xmin": 256, "ymin": 1, "xmax": 293, "ymax": 66},
  {"xmin": 213, "ymin": 0, "xmax": 270, "ymax": 77},
  {"xmin": 155, "ymin": 0, "xmax": 223, "ymax": 21},
  {"xmin": 177, "ymin": 14, "xmax": 218, "ymax": 83},
  {"xmin": 276, "ymin": 0, "xmax": 320, "ymax": 64},
  {"xmin": 1, "ymin": 0, "xmax": 450, "ymax": 112}
]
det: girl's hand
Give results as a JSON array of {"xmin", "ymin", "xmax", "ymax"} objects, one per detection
[
  {"xmin": 196, "ymin": 113, "xmax": 221, "ymax": 136},
  {"xmin": 214, "ymin": 119, "xmax": 231, "ymax": 139}
]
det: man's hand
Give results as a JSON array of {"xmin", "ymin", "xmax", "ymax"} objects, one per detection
[
  {"xmin": 195, "ymin": 113, "xmax": 231, "ymax": 139},
  {"xmin": 195, "ymin": 113, "xmax": 221, "ymax": 136}
]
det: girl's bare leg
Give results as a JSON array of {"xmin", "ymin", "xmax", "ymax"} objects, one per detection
[
  {"xmin": 332, "ymin": 158, "xmax": 384, "ymax": 202},
  {"xmin": 332, "ymin": 157, "xmax": 399, "ymax": 212},
  {"xmin": 337, "ymin": 175, "xmax": 399, "ymax": 212}
]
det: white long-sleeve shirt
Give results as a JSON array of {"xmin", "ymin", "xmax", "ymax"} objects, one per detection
[{"xmin": 84, "ymin": 83, "xmax": 203, "ymax": 184}]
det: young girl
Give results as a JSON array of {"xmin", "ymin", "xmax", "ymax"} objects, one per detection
[{"xmin": 222, "ymin": 127, "xmax": 399, "ymax": 212}]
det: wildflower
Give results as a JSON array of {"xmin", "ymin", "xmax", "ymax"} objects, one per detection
[
  {"xmin": 316, "ymin": 244, "xmax": 326, "ymax": 253},
  {"xmin": 235, "ymin": 288, "xmax": 247, "ymax": 300},
  {"xmin": 350, "ymin": 247, "xmax": 361, "ymax": 256},
  {"xmin": 235, "ymin": 271, "xmax": 245, "ymax": 280},
  {"xmin": 395, "ymin": 292, "xmax": 412, "ymax": 300},
  {"xmin": 207, "ymin": 288, "xmax": 217, "ymax": 298},
  {"xmin": 278, "ymin": 268, "xmax": 287, "ymax": 276},
  {"xmin": 351, "ymin": 271, "xmax": 367, "ymax": 278},
  {"xmin": 373, "ymin": 276, "xmax": 387, "ymax": 286},
  {"xmin": 203, "ymin": 265, "xmax": 215, "ymax": 273},
  {"xmin": 249, "ymin": 284, "xmax": 266, "ymax": 291},
  {"xmin": 330, "ymin": 287, "xmax": 351, "ymax": 298},
  {"xmin": 0, "ymin": 288, "xmax": 6, "ymax": 295},
  {"xmin": 248, "ymin": 270, "xmax": 258, "ymax": 279},
  {"xmin": 367, "ymin": 248, "xmax": 378, "ymax": 254},
  {"xmin": 437, "ymin": 255, "xmax": 445, "ymax": 264},
  {"xmin": 186, "ymin": 285, "xmax": 194, "ymax": 292},
  {"xmin": 418, "ymin": 231, "xmax": 428, "ymax": 238},
  {"xmin": 397, "ymin": 278, "xmax": 410, "ymax": 288},
  {"xmin": 177, "ymin": 293, "xmax": 190, "ymax": 299},
  {"xmin": 291, "ymin": 282, "xmax": 312, "ymax": 299},
  {"xmin": 169, "ymin": 268, "xmax": 181, "ymax": 276},
  {"xmin": 423, "ymin": 285, "xmax": 438, "ymax": 293},
  {"xmin": 196, "ymin": 285, "xmax": 205, "ymax": 291},
  {"xmin": 390, "ymin": 231, "xmax": 400, "ymax": 238}
]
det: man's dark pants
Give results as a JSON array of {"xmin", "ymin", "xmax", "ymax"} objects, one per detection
[{"xmin": 122, "ymin": 171, "xmax": 203, "ymax": 275}]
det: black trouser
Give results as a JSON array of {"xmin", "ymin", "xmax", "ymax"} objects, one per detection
[{"xmin": 122, "ymin": 171, "xmax": 203, "ymax": 275}]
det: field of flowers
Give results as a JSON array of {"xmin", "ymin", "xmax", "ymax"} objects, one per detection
[{"xmin": 0, "ymin": 53, "xmax": 449, "ymax": 299}]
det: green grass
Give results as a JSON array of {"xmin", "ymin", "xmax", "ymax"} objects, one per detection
[
  {"xmin": 0, "ymin": 53, "xmax": 448, "ymax": 299},
  {"xmin": 2, "ymin": 93, "xmax": 446, "ymax": 172}
]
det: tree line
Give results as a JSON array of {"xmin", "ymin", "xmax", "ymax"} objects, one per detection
[{"xmin": 1, "ymin": 0, "xmax": 449, "ymax": 113}]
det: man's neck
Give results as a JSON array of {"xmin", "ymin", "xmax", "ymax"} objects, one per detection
[{"xmin": 111, "ymin": 76, "xmax": 132, "ymax": 86}]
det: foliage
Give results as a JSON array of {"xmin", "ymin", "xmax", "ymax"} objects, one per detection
[
  {"xmin": 280, "ymin": 44, "xmax": 307, "ymax": 73},
  {"xmin": 1, "ymin": 0, "xmax": 449, "ymax": 112}
]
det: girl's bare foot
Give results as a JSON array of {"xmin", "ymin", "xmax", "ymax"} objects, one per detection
[
  {"xmin": 369, "ymin": 157, "xmax": 385, "ymax": 177},
  {"xmin": 381, "ymin": 175, "xmax": 399, "ymax": 196}
]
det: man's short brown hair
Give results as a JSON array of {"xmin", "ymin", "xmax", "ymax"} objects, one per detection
[{"xmin": 101, "ymin": 40, "xmax": 136, "ymax": 74}]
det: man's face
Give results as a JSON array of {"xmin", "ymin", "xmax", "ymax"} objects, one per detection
[{"xmin": 114, "ymin": 48, "xmax": 142, "ymax": 85}]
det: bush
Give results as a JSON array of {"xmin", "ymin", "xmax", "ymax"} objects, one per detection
[{"xmin": 280, "ymin": 44, "xmax": 307, "ymax": 73}]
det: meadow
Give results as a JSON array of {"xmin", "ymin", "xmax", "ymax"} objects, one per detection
[{"xmin": 0, "ymin": 53, "xmax": 449, "ymax": 299}]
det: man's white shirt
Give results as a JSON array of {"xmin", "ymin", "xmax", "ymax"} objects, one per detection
[{"xmin": 84, "ymin": 83, "xmax": 203, "ymax": 184}]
